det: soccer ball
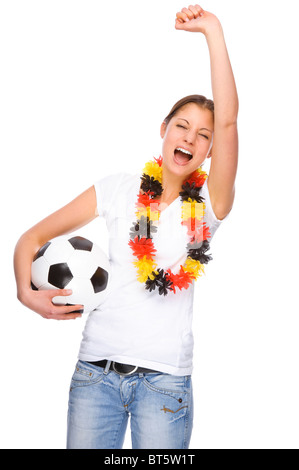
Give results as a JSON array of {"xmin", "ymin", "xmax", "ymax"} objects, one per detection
[{"xmin": 31, "ymin": 236, "xmax": 110, "ymax": 314}]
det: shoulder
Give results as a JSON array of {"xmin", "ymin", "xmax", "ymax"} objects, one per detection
[
  {"xmin": 94, "ymin": 172, "xmax": 139, "ymax": 212},
  {"xmin": 95, "ymin": 172, "xmax": 138, "ymax": 184},
  {"xmin": 94, "ymin": 172, "xmax": 138, "ymax": 193}
]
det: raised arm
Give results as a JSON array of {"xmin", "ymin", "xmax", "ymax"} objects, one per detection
[
  {"xmin": 176, "ymin": 4, "xmax": 239, "ymax": 220},
  {"xmin": 14, "ymin": 186, "xmax": 98, "ymax": 320}
]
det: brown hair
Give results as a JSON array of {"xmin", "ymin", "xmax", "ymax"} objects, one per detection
[{"xmin": 164, "ymin": 94, "xmax": 214, "ymax": 126}]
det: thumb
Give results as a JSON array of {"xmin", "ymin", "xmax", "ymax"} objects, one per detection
[
  {"xmin": 175, "ymin": 19, "xmax": 194, "ymax": 31},
  {"xmin": 175, "ymin": 19, "xmax": 185, "ymax": 30}
]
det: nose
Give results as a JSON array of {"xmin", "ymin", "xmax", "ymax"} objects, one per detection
[{"xmin": 184, "ymin": 128, "xmax": 196, "ymax": 145}]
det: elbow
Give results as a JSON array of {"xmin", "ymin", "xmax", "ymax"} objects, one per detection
[
  {"xmin": 216, "ymin": 101, "xmax": 239, "ymax": 129},
  {"xmin": 215, "ymin": 115, "xmax": 238, "ymax": 130},
  {"xmin": 212, "ymin": 187, "xmax": 236, "ymax": 221}
]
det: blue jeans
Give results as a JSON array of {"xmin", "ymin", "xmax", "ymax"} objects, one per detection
[{"xmin": 67, "ymin": 360, "xmax": 193, "ymax": 449}]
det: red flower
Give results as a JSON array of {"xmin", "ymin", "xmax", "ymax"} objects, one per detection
[
  {"xmin": 189, "ymin": 223, "xmax": 211, "ymax": 243},
  {"xmin": 136, "ymin": 192, "xmax": 160, "ymax": 208},
  {"xmin": 154, "ymin": 156, "xmax": 163, "ymax": 167},
  {"xmin": 186, "ymin": 171, "xmax": 206, "ymax": 188},
  {"xmin": 128, "ymin": 236, "xmax": 156, "ymax": 260},
  {"xmin": 166, "ymin": 267, "xmax": 193, "ymax": 293},
  {"xmin": 136, "ymin": 192, "xmax": 152, "ymax": 207},
  {"xmin": 182, "ymin": 219, "xmax": 212, "ymax": 239},
  {"xmin": 181, "ymin": 217, "xmax": 202, "ymax": 236}
]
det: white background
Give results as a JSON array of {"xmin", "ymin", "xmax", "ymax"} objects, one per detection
[{"xmin": 1, "ymin": 0, "xmax": 298, "ymax": 449}]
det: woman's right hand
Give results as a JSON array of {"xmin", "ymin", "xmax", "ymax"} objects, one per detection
[{"xmin": 20, "ymin": 288, "xmax": 83, "ymax": 320}]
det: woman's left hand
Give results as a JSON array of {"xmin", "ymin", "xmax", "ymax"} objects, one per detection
[{"xmin": 175, "ymin": 5, "xmax": 221, "ymax": 36}]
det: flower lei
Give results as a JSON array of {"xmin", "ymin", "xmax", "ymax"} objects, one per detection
[{"xmin": 128, "ymin": 156, "xmax": 212, "ymax": 296}]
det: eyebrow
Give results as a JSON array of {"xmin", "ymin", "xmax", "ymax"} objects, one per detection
[{"xmin": 177, "ymin": 118, "xmax": 213, "ymax": 133}]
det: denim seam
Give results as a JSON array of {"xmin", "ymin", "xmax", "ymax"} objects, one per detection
[
  {"xmin": 183, "ymin": 403, "xmax": 190, "ymax": 449},
  {"xmin": 123, "ymin": 384, "xmax": 136, "ymax": 408},
  {"xmin": 112, "ymin": 411, "xmax": 129, "ymax": 449},
  {"xmin": 74, "ymin": 367, "xmax": 95, "ymax": 378},
  {"xmin": 183, "ymin": 379, "xmax": 193, "ymax": 449},
  {"xmin": 142, "ymin": 378, "xmax": 188, "ymax": 399},
  {"xmin": 70, "ymin": 376, "xmax": 104, "ymax": 389}
]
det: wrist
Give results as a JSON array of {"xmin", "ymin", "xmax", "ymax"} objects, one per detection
[{"xmin": 204, "ymin": 21, "xmax": 224, "ymax": 42}]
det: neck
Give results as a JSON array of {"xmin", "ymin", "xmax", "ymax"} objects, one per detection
[{"xmin": 160, "ymin": 166, "xmax": 186, "ymax": 206}]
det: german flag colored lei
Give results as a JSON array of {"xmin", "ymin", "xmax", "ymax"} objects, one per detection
[{"xmin": 129, "ymin": 156, "xmax": 212, "ymax": 296}]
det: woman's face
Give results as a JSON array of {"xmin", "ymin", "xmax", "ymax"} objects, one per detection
[{"xmin": 160, "ymin": 102, "xmax": 214, "ymax": 180}]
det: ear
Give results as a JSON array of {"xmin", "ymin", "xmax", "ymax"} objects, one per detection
[{"xmin": 160, "ymin": 121, "xmax": 167, "ymax": 139}]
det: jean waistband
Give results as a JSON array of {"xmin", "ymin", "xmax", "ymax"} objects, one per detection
[{"xmin": 87, "ymin": 360, "xmax": 159, "ymax": 376}]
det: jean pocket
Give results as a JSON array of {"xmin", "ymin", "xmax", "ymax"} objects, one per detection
[
  {"xmin": 143, "ymin": 374, "xmax": 192, "ymax": 417},
  {"xmin": 70, "ymin": 361, "xmax": 104, "ymax": 389}
]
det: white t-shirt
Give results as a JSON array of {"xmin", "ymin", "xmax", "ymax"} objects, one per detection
[{"xmin": 78, "ymin": 172, "xmax": 224, "ymax": 375}]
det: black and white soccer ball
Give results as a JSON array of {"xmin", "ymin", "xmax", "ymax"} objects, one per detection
[{"xmin": 31, "ymin": 236, "xmax": 110, "ymax": 314}]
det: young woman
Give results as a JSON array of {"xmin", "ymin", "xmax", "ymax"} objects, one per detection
[{"xmin": 14, "ymin": 5, "xmax": 238, "ymax": 449}]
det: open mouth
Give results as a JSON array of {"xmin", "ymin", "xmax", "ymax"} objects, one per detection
[{"xmin": 174, "ymin": 147, "xmax": 193, "ymax": 166}]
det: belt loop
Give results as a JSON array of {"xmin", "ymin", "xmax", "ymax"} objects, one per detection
[
  {"xmin": 139, "ymin": 373, "xmax": 144, "ymax": 378},
  {"xmin": 104, "ymin": 360, "xmax": 111, "ymax": 375}
]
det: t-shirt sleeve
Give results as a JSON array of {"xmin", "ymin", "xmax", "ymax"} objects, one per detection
[
  {"xmin": 201, "ymin": 179, "xmax": 228, "ymax": 239},
  {"xmin": 94, "ymin": 173, "xmax": 126, "ymax": 219}
]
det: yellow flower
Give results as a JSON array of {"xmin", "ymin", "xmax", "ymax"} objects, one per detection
[
  {"xmin": 183, "ymin": 257, "xmax": 205, "ymax": 279},
  {"xmin": 134, "ymin": 256, "xmax": 157, "ymax": 283},
  {"xmin": 196, "ymin": 167, "xmax": 208, "ymax": 178},
  {"xmin": 135, "ymin": 207, "xmax": 160, "ymax": 221},
  {"xmin": 181, "ymin": 200, "xmax": 205, "ymax": 221},
  {"xmin": 143, "ymin": 161, "xmax": 162, "ymax": 182}
]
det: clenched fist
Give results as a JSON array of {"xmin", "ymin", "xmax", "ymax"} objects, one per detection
[{"xmin": 175, "ymin": 5, "xmax": 221, "ymax": 36}]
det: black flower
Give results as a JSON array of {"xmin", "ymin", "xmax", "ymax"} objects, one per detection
[
  {"xmin": 187, "ymin": 240, "xmax": 212, "ymax": 264},
  {"xmin": 179, "ymin": 182, "xmax": 204, "ymax": 203},
  {"xmin": 140, "ymin": 174, "xmax": 163, "ymax": 197},
  {"xmin": 145, "ymin": 269, "xmax": 173, "ymax": 296},
  {"xmin": 129, "ymin": 216, "xmax": 158, "ymax": 240}
]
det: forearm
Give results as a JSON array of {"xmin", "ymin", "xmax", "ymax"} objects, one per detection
[
  {"xmin": 14, "ymin": 231, "xmax": 41, "ymax": 303},
  {"xmin": 205, "ymin": 25, "xmax": 239, "ymax": 126}
]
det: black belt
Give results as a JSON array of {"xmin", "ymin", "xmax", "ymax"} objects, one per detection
[{"xmin": 88, "ymin": 360, "xmax": 158, "ymax": 376}]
